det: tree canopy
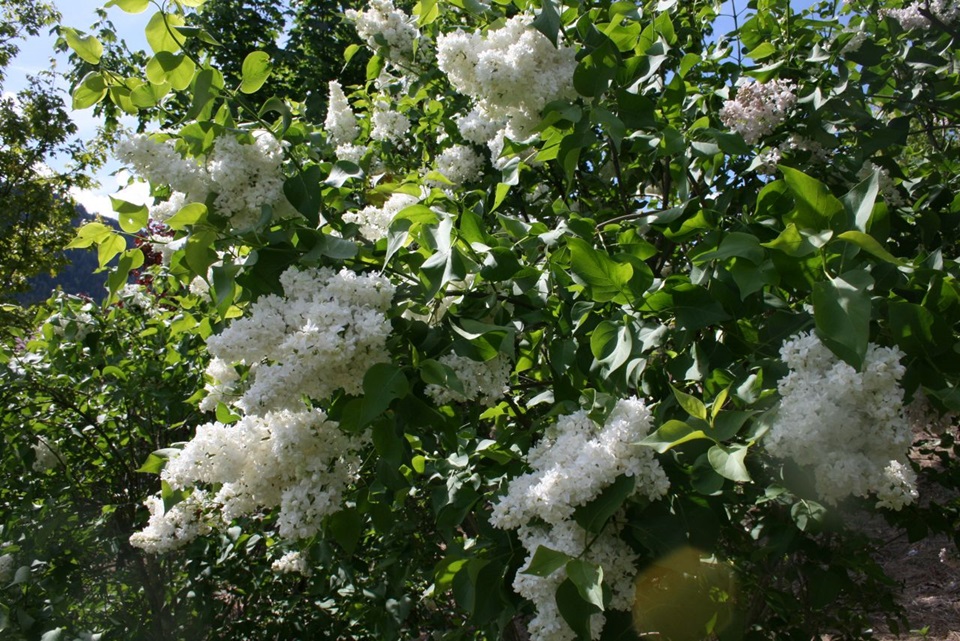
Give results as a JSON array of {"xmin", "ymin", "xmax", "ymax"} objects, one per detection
[{"xmin": 3, "ymin": 0, "xmax": 960, "ymax": 639}]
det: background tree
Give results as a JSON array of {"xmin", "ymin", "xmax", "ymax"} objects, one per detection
[{"xmin": 0, "ymin": 0, "xmax": 95, "ymax": 324}]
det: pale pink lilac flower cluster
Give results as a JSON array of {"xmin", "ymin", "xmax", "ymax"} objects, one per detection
[
  {"xmin": 342, "ymin": 192, "xmax": 420, "ymax": 242},
  {"xmin": 425, "ymin": 353, "xmax": 510, "ymax": 407},
  {"xmin": 437, "ymin": 14, "xmax": 578, "ymax": 143},
  {"xmin": 720, "ymin": 78, "xmax": 797, "ymax": 145},
  {"xmin": 766, "ymin": 332, "xmax": 918, "ymax": 509},
  {"xmin": 490, "ymin": 397, "xmax": 669, "ymax": 641},
  {"xmin": 881, "ymin": 1, "xmax": 958, "ymax": 29},
  {"xmin": 346, "ymin": 0, "xmax": 421, "ymax": 60},
  {"xmin": 201, "ymin": 267, "xmax": 395, "ymax": 413},
  {"xmin": 324, "ymin": 80, "xmax": 359, "ymax": 147}
]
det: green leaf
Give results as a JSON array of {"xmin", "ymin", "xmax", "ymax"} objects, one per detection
[
  {"xmin": 888, "ymin": 301, "xmax": 953, "ymax": 358},
  {"xmin": 105, "ymin": 0, "xmax": 150, "ymax": 12},
  {"xmin": 781, "ymin": 166, "xmax": 843, "ymax": 231},
  {"xmin": 707, "ymin": 444, "xmax": 751, "ymax": 482},
  {"xmin": 566, "ymin": 560, "xmax": 605, "ymax": 610},
  {"xmin": 834, "ymin": 231, "xmax": 902, "ymax": 266},
  {"xmin": 240, "ymin": 51, "xmax": 272, "ymax": 94},
  {"xmin": 521, "ymin": 545, "xmax": 572, "ymax": 577},
  {"xmin": 166, "ymin": 202, "xmax": 208, "ymax": 230},
  {"xmin": 260, "ymin": 96, "xmax": 292, "ymax": 135},
  {"xmin": 532, "ymin": 0, "xmax": 561, "ymax": 46},
  {"xmin": 692, "ymin": 232, "xmax": 764, "ymax": 265},
  {"xmin": 325, "ymin": 160, "xmax": 363, "ymax": 187},
  {"xmin": 843, "ymin": 170, "xmax": 880, "ymax": 232},
  {"xmin": 97, "ymin": 232, "xmax": 127, "ymax": 269},
  {"xmin": 130, "ymin": 80, "xmax": 170, "ymax": 108},
  {"xmin": 160, "ymin": 479, "xmax": 187, "ymax": 512},
  {"xmin": 492, "ymin": 182, "xmax": 510, "ymax": 212},
  {"xmin": 184, "ymin": 230, "xmax": 217, "ymax": 276},
  {"xmin": 302, "ymin": 234, "xmax": 358, "ymax": 261},
  {"xmin": 340, "ymin": 363, "xmax": 409, "ymax": 431},
  {"xmin": 106, "ymin": 249, "xmax": 143, "ymax": 296},
  {"xmin": 62, "ymin": 27, "xmax": 103, "ymax": 64},
  {"xmin": 327, "ymin": 508, "xmax": 362, "ymax": 556},
  {"xmin": 145, "ymin": 52, "xmax": 196, "ymax": 90},
  {"xmin": 111, "ymin": 197, "xmax": 148, "ymax": 233},
  {"xmin": 573, "ymin": 474, "xmax": 635, "ymax": 533},
  {"xmin": 574, "ymin": 40, "xmax": 619, "ymax": 98},
  {"xmin": 590, "ymin": 320, "xmax": 632, "ymax": 372},
  {"xmin": 747, "ymin": 41, "xmax": 777, "ymax": 60},
  {"xmin": 568, "ymin": 236, "xmax": 650, "ymax": 304},
  {"xmin": 72, "ymin": 72, "xmax": 107, "ymax": 109},
  {"xmin": 145, "ymin": 11, "xmax": 185, "ymax": 53},
  {"xmin": 813, "ymin": 269, "xmax": 873, "ymax": 369},
  {"xmin": 66, "ymin": 221, "xmax": 115, "ymax": 249},
  {"xmin": 672, "ymin": 386, "xmax": 707, "ymax": 420},
  {"xmin": 556, "ymin": 578, "xmax": 601, "ymax": 640},
  {"xmin": 416, "ymin": 0, "xmax": 440, "ymax": 26},
  {"xmin": 762, "ymin": 223, "xmax": 818, "ymax": 257},
  {"xmin": 641, "ymin": 419, "xmax": 711, "ymax": 453},
  {"xmin": 791, "ymin": 500, "xmax": 827, "ymax": 532},
  {"xmin": 136, "ymin": 448, "xmax": 181, "ymax": 473}
]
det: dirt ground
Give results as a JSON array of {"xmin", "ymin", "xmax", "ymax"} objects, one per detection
[{"xmin": 858, "ymin": 426, "xmax": 960, "ymax": 641}]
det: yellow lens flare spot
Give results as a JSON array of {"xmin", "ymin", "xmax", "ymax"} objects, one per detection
[{"xmin": 632, "ymin": 546, "xmax": 737, "ymax": 640}]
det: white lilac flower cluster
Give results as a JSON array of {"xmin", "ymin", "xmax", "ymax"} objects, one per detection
[
  {"xmin": 425, "ymin": 353, "xmax": 510, "ymax": 407},
  {"xmin": 325, "ymin": 80, "xmax": 359, "ymax": 146},
  {"xmin": 881, "ymin": 1, "xmax": 959, "ymax": 29},
  {"xmin": 32, "ymin": 437, "xmax": 60, "ymax": 472},
  {"xmin": 201, "ymin": 267, "xmax": 395, "ymax": 413},
  {"xmin": 272, "ymin": 550, "xmax": 312, "ymax": 576},
  {"xmin": 719, "ymin": 78, "xmax": 797, "ymax": 145},
  {"xmin": 129, "ymin": 490, "xmax": 211, "ymax": 554},
  {"xmin": 115, "ymin": 134, "xmax": 209, "ymax": 201},
  {"xmin": 346, "ymin": 0, "xmax": 420, "ymax": 60},
  {"xmin": 370, "ymin": 98, "xmax": 411, "ymax": 144},
  {"xmin": 434, "ymin": 144, "xmax": 485, "ymax": 185},
  {"xmin": 858, "ymin": 161, "xmax": 906, "ymax": 207},
  {"xmin": 490, "ymin": 397, "xmax": 669, "ymax": 641},
  {"xmin": 437, "ymin": 15, "xmax": 578, "ymax": 143},
  {"xmin": 49, "ymin": 310, "xmax": 95, "ymax": 341},
  {"xmin": 116, "ymin": 131, "xmax": 286, "ymax": 230},
  {"xmin": 342, "ymin": 192, "xmax": 419, "ymax": 242},
  {"xmin": 0, "ymin": 552, "xmax": 15, "ymax": 583},
  {"xmin": 118, "ymin": 283, "xmax": 155, "ymax": 313},
  {"xmin": 336, "ymin": 143, "xmax": 367, "ymax": 165},
  {"xmin": 156, "ymin": 409, "xmax": 367, "ymax": 542},
  {"xmin": 765, "ymin": 331, "xmax": 918, "ymax": 509}
]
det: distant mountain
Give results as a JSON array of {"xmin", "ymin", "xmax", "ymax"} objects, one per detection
[{"xmin": 15, "ymin": 206, "xmax": 123, "ymax": 306}]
